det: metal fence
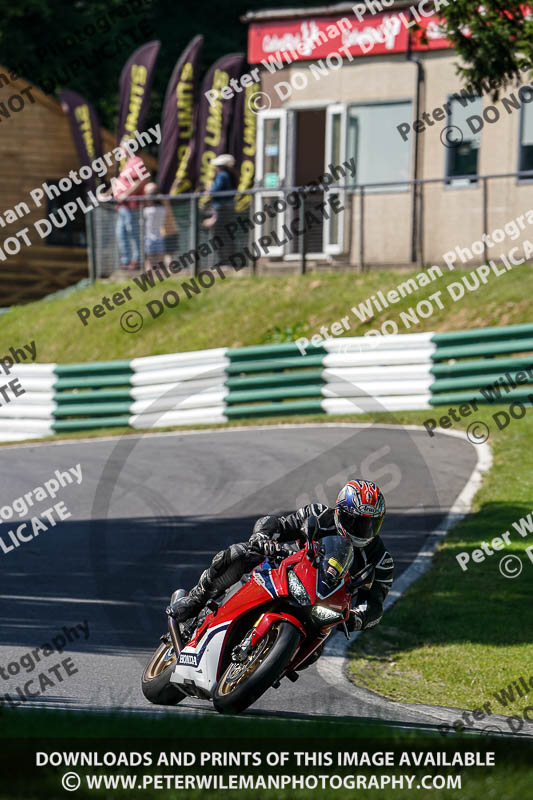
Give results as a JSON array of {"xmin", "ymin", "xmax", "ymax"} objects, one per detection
[
  {"xmin": 86, "ymin": 170, "xmax": 533, "ymax": 279},
  {"xmin": 87, "ymin": 187, "xmax": 331, "ymax": 279}
]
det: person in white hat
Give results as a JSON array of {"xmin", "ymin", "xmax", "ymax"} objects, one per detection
[
  {"xmin": 212, "ymin": 153, "xmax": 235, "ymax": 168},
  {"xmin": 209, "ymin": 154, "xmax": 236, "ymax": 212}
]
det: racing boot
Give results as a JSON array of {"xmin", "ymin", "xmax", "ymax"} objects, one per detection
[
  {"xmin": 167, "ymin": 543, "xmax": 259, "ymax": 623},
  {"xmin": 166, "ymin": 569, "xmax": 213, "ymax": 623}
]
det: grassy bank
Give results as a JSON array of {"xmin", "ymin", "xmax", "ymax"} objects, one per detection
[
  {"xmin": 0, "ymin": 265, "xmax": 531, "ymax": 363},
  {"xmin": 0, "ymin": 707, "xmax": 531, "ymax": 800},
  {"xmin": 345, "ymin": 407, "xmax": 533, "ymax": 719}
]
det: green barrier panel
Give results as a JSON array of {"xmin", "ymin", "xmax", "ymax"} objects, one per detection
[
  {"xmin": 432, "ymin": 323, "xmax": 533, "ymax": 344},
  {"xmin": 227, "ymin": 385, "xmax": 322, "ymax": 404},
  {"xmin": 53, "ymin": 416, "xmax": 131, "ymax": 431},
  {"xmin": 429, "ymin": 387, "xmax": 533, "ymax": 406},
  {"xmin": 431, "ymin": 369, "xmax": 533, "ymax": 393},
  {"xmin": 55, "ymin": 375, "xmax": 133, "ymax": 389},
  {"xmin": 55, "ymin": 389, "xmax": 132, "ymax": 403},
  {"xmin": 54, "ymin": 402, "xmax": 132, "ymax": 417},
  {"xmin": 226, "ymin": 400, "xmax": 323, "ymax": 418},
  {"xmin": 225, "ymin": 370, "xmax": 324, "ymax": 389},
  {"xmin": 430, "ymin": 356, "xmax": 533, "ymax": 377},
  {"xmin": 228, "ymin": 343, "xmax": 326, "ymax": 359},
  {"xmin": 432, "ymin": 338, "xmax": 533, "ymax": 362},
  {"xmin": 54, "ymin": 361, "xmax": 132, "ymax": 375},
  {"xmin": 226, "ymin": 355, "xmax": 324, "ymax": 374}
]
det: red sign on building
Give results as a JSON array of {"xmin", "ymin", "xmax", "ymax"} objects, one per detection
[{"xmin": 248, "ymin": 12, "xmax": 450, "ymax": 64}]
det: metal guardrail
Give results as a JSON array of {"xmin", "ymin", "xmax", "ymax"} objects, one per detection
[{"xmin": 86, "ymin": 169, "xmax": 533, "ymax": 279}]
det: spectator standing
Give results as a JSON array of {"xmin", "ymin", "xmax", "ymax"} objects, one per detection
[
  {"xmin": 113, "ymin": 137, "xmax": 150, "ymax": 270},
  {"xmin": 204, "ymin": 153, "xmax": 237, "ymax": 264}
]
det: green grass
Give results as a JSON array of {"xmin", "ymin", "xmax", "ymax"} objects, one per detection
[
  {"xmin": 347, "ymin": 405, "xmax": 533, "ymax": 719},
  {"xmin": 0, "ymin": 265, "xmax": 531, "ymax": 362},
  {"xmin": 0, "ymin": 708, "xmax": 531, "ymax": 800},
  {"xmin": 3, "ymin": 402, "xmax": 531, "ymax": 721}
]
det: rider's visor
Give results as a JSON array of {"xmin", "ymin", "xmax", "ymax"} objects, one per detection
[{"xmin": 336, "ymin": 508, "xmax": 382, "ymax": 546}]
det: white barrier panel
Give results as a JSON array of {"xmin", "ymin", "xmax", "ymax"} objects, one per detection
[
  {"xmin": 130, "ymin": 378, "xmax": 226, "ymax": 400},
  {"xmin": 132, "ymin": 349, "xmax": 228, "ymax": 371},
  {"xmin": 0, "ymin": 418, "xmax": 54, "ymax": 433},
  {"xmin": 0, "ymin": 431, "xmax": 51, "ymax": 442},
  {"xmin": 4, "ymin": 364, "xmax": 57, "ymax": 376},
  {"xmin": 130, "ymin": 363, "xmax": 227, "ymax": 386},
  {"xmin": 0, "ymin": 391, "xmax": 56, "ymax": 405},
  {"xmin": 321, "ymin": 380, "xmax": 432, "ymax": 398},
  {"xmin": 130, "ymin": 390, "xmax": 228, "ymax": 414},
  {"xmin": 5, "ymin": 377, "xmax": 57, "ymax": 392},
  {"xmin": 323, "ymin": 364, "xmax": 432, "ymax": 382},
  {"xmin": 323, "ymin": 348, "xmax": 434, "ymax": 368},
  {"xmin": 322, "ymin": 333, "xmax": 435, "ymax": 353},
  {"xmin": 322, "ymin": 395, "xmax": 431, "ymax": 414},
  {"xmin": 0, "ymin": 403, "xmax": 56, "ymax": 418},
  {"xmin": 130, "ymin": 406, "xmax": 227, "ymax": 429}
]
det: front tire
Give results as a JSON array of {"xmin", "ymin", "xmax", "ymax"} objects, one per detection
[
  {"xmin": 142, "ymin": 641, "xmax": 186, "ymax": 705},
  {"xmin": 213, "ymin": 621, "xmax": 301, "ymax": 714}
]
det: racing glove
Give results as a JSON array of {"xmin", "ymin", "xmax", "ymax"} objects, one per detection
[
  {"xmin": 346, "ymin": 610, "xmax": 364, "ymax": 632},
  {"xmin": 251, "ymin": 537, "xmax": 293, "ymax": 558},
  {"xmin": 249, "ymin": 515, "xmax": 280, "ymax": 554},
  {"xmin": 262, "ymin": 540, "xmax": 292, "ymax": 557}
]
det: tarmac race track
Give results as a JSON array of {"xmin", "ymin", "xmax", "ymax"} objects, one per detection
[{"xmin": 0, "ymin": 423, "xmax": 514, "ymax": 733}]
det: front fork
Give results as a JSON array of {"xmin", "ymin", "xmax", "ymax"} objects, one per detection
[
  {"xmin": 168, "ymin": 616, "xmax": 183, "ymax": 657},
  {"xmin": 232, "ymin": 611, "xmax": 307, "ymax": 663}
]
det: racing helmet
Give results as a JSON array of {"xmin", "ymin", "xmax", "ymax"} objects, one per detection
[{"xmin": 334, "ymin": 479, "xmax": 385, "ymax": 547}]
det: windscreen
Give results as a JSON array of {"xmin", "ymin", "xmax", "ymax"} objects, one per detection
[{"xmin": 316, "ymin": 535, "xmax": 354, "ymax": 597}]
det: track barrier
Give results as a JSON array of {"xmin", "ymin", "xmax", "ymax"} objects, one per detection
[{"xmin": 2, "ymin": 323, "xmax": 532, "ymax": 442}]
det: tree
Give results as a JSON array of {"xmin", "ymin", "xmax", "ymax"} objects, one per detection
[
  {"xmin": 435, "ymin": 0, "xmax": 533, "ymax": 95},
  {"xmin": 0, "ymin": 0, "xmax": 329, "ymax": 133}
]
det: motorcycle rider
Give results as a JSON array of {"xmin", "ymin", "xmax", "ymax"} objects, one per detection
[{"xmin": 168, "ymin": 479, "xmax": 394, "ymax": 633}]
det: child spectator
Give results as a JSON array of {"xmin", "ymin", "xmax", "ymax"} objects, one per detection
[
  {"xmin": 161, "ymin": 199, "xmax": 180, "ymax": 268},
  {"xmin": 143, "ymin": 182, "xmax": 166, "ymax": 270}
]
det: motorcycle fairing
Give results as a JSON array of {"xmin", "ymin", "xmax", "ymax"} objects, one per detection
[
  {"xmin": 170, "ymin": 619, "xmax": 231, "ymax": 694},
  {"xmin": 253, "ymin": 558, "xmax": 279, "ymax": 598},
  {"xmin": 169, "ymin": 575, "xmax": 277, "ymax": 695},
  {"xmin": 168, "ymin": 541, "xmax": 354, "ymax": 698}
]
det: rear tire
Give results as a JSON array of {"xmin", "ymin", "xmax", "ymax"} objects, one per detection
[
  {"xmin": 141, "ymin": 641, "xmax": 186, "ymax": 706},
  {"xmin": 213, "ymin": 621, "xmax": 301, "ymax": 714}
]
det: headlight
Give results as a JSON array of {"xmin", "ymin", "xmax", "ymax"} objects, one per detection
[
  {"xmin": 311, "ymin": 605, "xmax": 344, "ymax": 624},
  {"xmin": 287, "ymin": 570, "xmax": 311, "ymax": 605}
]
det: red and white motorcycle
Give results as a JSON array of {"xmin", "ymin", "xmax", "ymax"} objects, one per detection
[{"xmin": 142, "ymin": 519, "xmax": 374, "ymax": 714}]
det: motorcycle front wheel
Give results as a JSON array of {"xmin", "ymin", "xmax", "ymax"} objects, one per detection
[
  {"xmin": 141, "ymin": 640, "xmax": 186, "ymax": 706},
  {"xmin": 212, "ymin": 621, "xmax": 301, "ymax": 715}
]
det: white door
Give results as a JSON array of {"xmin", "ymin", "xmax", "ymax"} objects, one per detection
[
  {"xmin": 324, "ymin": 104, "xmax": 346, "ymax": 255},
  {"xmin": 256, "ymin": 109, "xmax": 288, "ymax": 257}
]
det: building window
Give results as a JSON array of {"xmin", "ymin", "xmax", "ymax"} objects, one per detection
[
  {"xmin": 519, "ymin": 102, "xmax": 533, "ymax": 178},
  {"xmin": 347, "ymin": 102, "xmax": 411, "ymax": 191},
  {"xmin": 46, "ymin": 181, "xmax": 87, "ymax": 246},
  {"xmin": 445, "ymin": 95, "xmax": 481, "ymax": 185},
  {"xmin": 263, "ymin": 117, "xmax": 281, "ymax": 188}
]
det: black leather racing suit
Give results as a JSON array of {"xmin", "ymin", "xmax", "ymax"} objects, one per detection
[{"xmin": 188, "ymin": 503, "xmax": 394, "ymax": 630}]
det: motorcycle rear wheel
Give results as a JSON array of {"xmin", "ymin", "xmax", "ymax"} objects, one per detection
[
  {"xmin": 213, "ymin": 621, "xmax": 301, "ymax": 714},
  {"xmin": 141, "ymin": 640, "xmax": 186, "ymax": 705}
]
